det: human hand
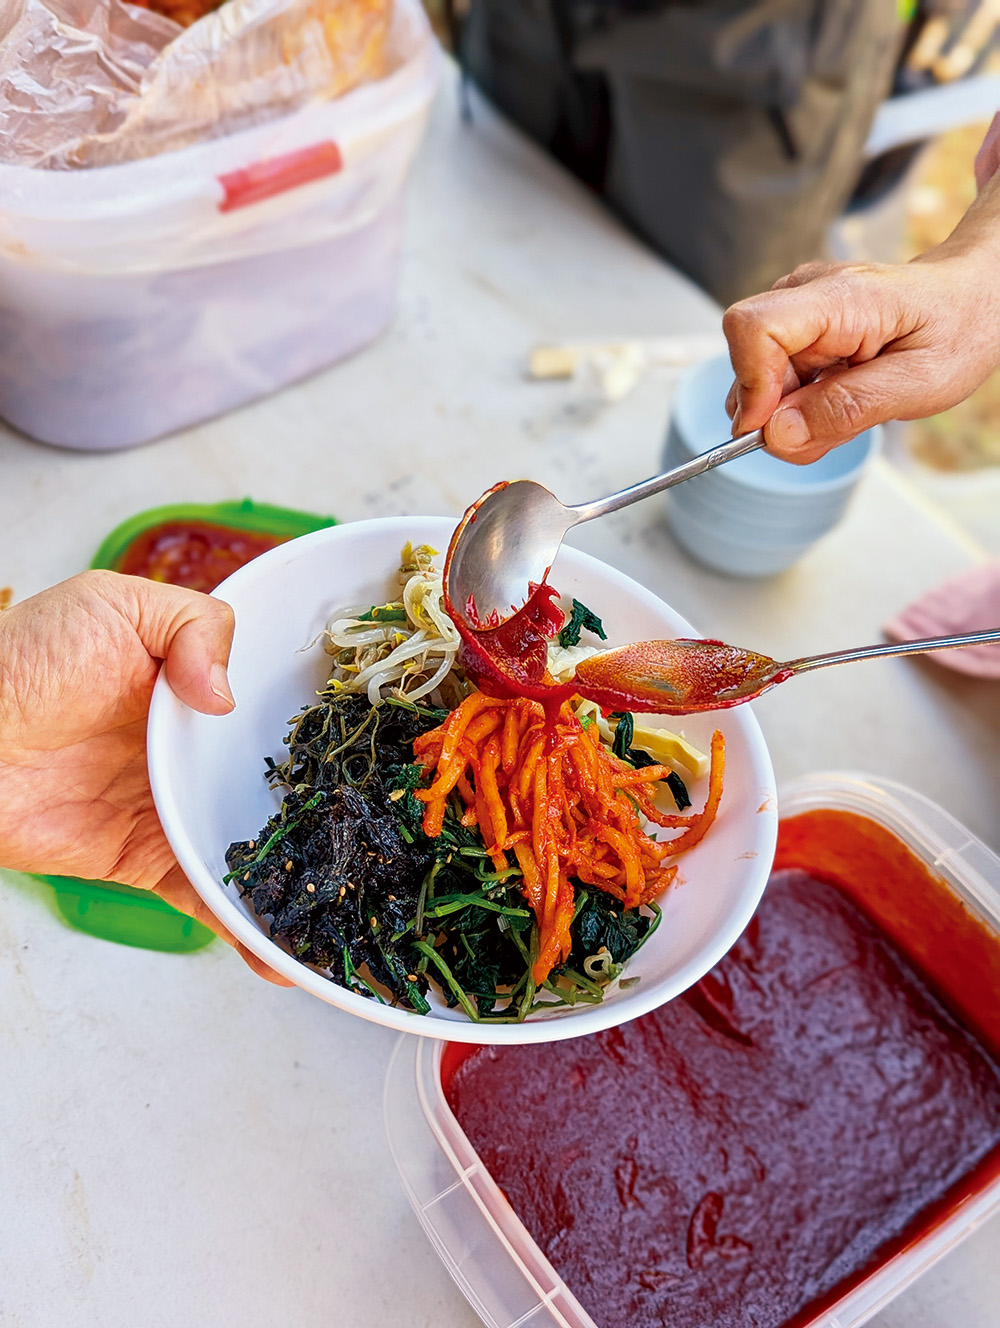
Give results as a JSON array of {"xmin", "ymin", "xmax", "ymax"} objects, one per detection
[
  {"xmin": 0, "ymin": 571, "xmax": 291, "ymax": 985},
  {"xmin": 975, "ymin": 111, "xmax": 1000, "ymax": 191},
  {"xmin": 721, "ymin": 163, "xmax": 1000, "ymax": 464}
]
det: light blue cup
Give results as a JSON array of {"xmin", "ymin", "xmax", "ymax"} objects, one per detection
[{"xmin": 664, "ymin": 354, "xmax": 879, "ymax": 577}]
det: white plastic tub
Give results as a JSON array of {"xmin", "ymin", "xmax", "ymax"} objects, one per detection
[
  {"xmin": 0, "ymin": 0, "xmax": 439, "ymax": 451},
  {"xmin": 385, "ymin": 773, "xmax": 1000, "ymax": 1328}
]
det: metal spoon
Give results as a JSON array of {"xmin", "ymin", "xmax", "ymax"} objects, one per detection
[
  {"xmin": 447, "ymin": 430, "xmax": 765, "ymax": 625},
  {"xmin": 572, "ymin": 628, "xmax": 1000, "ymax": 714}
]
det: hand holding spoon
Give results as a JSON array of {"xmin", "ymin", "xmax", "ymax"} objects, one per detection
[{"xmin": 572, "ymin": 627, "xmax": 1000, "ymax": 714}]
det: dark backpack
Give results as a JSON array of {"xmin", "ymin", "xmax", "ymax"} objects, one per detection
[{"xmin": 459, "ymin": 0, "xmax": 902, "ymax": 303}]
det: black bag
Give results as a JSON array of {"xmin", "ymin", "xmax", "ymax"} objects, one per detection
[{"xmin": 460, "ymin": 1, "xmax": 903, "ymax": 304}]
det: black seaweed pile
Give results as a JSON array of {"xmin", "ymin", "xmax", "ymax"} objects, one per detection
[
  {"xmin": 226, "ymin": 690, "xmax": 660, "ymax": 1020},
  {"xmin": 226, "ymin": 694, "xmax": 441, "ymax": 1009}
]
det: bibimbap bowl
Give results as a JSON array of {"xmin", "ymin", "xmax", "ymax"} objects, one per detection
[{"xmin": 147, "ymin": 516, "xmax": 777, "ymax": 1043}]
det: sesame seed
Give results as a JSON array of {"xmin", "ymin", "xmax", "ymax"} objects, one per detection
[
  {"xmin": 305, "ymin": 883, "xmax": 316, "ymax": 894},
  {"xmin": 284, "ymin": 859, "xmax": 293, "ymax": 872},
  {"xmin": 247, "ymin": 840, "xmax": 255, "ymax": 850},
  {"xmin": 242, "ymin": 871, "xmax": 250, "ymax": 881},
  {"xmin": 338, "ymin": 886, "xmax": 346, "ymax": 899},
  {"xmin": 370, "ymin": 917, "xmax": 377, "ymax": 929},
  {"xmin": 407, "ymin": 974, "xmax": 417, "ymax": 982}
]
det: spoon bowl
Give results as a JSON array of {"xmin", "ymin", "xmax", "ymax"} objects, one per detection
[
  {"xmin": 573, "ymin": 629, "xmax": 1000, "ymax": 714},
  {"xmin": 447, "ymin": 430, "xmax": 765, "ymax": 626},
  {"xmin": 446, "ymin": 480, "xmax": 571, "ymax": 624}
]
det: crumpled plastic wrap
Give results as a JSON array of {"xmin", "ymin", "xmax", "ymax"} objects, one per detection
[{"xmin": 0, "ymin": 0, "xmax": 393, "ymax": 168}]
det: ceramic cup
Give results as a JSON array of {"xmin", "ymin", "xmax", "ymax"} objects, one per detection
[{"xmin": 664, "ymin": 354, "xmax": 879, "ymax": 577}]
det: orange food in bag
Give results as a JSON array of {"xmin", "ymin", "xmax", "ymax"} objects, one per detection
[{"xmin": 129, "ymin": 0, "xmax": 225, "ymax": 25}]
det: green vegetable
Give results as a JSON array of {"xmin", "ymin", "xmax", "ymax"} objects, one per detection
[
  {"xmin": 558, "ymin": 598, "xmax": 608, "ymax": 648},
  {"xmin": 357, "ymin": 604, "xmax": 409, "ymax": 622},
  {"xmin": 227, "ymin": 689, "xmax": 663, "ymax": 1022},
  {"xmin": 611, "ymin": 711, "xmax": 692, "ymax": 811}
]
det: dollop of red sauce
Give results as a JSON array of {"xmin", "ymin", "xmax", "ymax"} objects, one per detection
[
  {"xmin": 443, "ymin": 818, "xmax": 1000, "ymax": 1328},
  {"xmin": 116, "ymin": 520, "xmax": 286, "ymax": 593},
  {"xmin": 457, "ymin": 580, "xmax": 571, "ymax": 703}
]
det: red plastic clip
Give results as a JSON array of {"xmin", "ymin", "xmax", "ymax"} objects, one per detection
[{"xmin": 218, "ymin": 141, "xmax": 343, "ymax": 212}]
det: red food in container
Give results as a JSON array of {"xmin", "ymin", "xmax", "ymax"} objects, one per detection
[{"xmin": 385, "ymin": 775, "xmax": 1000, "ymax": 1328}]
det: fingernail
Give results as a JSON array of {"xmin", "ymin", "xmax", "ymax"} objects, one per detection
[
  {"xmin": 731, "ymin": 405, "xmax": 742, "ymax": 435},
  {"xmin": 210, "ymin": 663, "xmax": 236, "ymax": 710},
  {"xmin": 770, "ymin": 405, "xmax": 810, "ymax": 449}
]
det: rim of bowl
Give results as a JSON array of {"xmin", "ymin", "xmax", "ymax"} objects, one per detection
[{"xmin": 147, "ymin": 516, "xmax": 777, "ymax": 1045}]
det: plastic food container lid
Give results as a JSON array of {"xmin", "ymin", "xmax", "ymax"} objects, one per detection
[{"xmin": 384, "ymin": 773, "xmax": 1000, "ymax": 1328}]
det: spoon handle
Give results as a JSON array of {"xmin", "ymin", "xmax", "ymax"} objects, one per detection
[
  {"xmin": 788, "ymin": 626, "xmax": 1000, "ymax": 675},
  {"xmin": 568, "ymin": 429, "xmax": 766, "ymax": 523}
]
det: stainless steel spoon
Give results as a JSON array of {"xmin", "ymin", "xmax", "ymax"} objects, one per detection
[
  {"xmin": 447, "ymin": 430, "xmax": 765, "ymax": 625},
  {"xmin": 571, "ymin": 628, "xmax": 1000, "ymax": 714}
]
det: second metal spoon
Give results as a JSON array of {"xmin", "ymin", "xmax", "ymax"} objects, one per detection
[{"xmin": 572, "ymin": 627, "xmax": 1000, "ymax": 714}]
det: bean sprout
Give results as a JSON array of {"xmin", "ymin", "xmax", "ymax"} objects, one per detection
[{"xmin": 325, "ymin": 545, "xmax": 467, "ymax": 707}]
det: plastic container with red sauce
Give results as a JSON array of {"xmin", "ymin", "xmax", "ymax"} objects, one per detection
[
  {"xmin": 94, "ymin": 498, "xmax": 336, "ymax": 593},
  {"xmin": 384, "ymin": 774, "xmax": 1000, "ymax": 1328}
]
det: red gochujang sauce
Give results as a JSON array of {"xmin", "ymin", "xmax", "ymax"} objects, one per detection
[
  {"xmin": 116, "ymin": 520, "xmax": 286, "ymax": 593},
  {"xmin": 443, "ymin": 813, "xmax": 1000, "ymax": 1328}
]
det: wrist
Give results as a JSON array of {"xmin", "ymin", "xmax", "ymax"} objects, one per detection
[{"xmin": 925, "ymin": 169, "xmax": 1000, "ymax": 267}]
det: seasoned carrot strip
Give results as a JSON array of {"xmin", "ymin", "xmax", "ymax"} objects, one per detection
[
  {"xmin": 660, "ymin": 730, "xmax": 725, "ymax": 855},
  {"xmin": 413, "ymin": 691, "xmax": 725, "ymax": 987},
  {"xmin": 614, "ymin": 763, "xmax": 676, "ymax": 787},
  {"xmin": 479, "ymin": 737, "xmax": 507, "ymax": 841},
  {"xmin": 514, "ymin": 841, "xmax": 544, "ymax": 911}
]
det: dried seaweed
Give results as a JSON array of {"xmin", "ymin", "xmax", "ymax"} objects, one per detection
[{"xmin": 226, "ymin": 692, "xmax": 444, "ymax": 1008}]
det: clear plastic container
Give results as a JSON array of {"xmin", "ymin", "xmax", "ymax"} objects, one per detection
[
  {"xmin": 384, "ymin": 773, "xmax": 1000, "ymax": 1328},
  {"xmin": 0, "ymin": 0, "xmax": 439, "ymax": 451}
]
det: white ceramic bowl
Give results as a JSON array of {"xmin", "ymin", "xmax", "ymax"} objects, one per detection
[{"xmin": 147, "ymin": 516, "xmax": 777, "ymax": 1044}]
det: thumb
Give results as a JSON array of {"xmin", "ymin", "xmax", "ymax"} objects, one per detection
[
  {"xmin": 764, "ymin": 356, "xmax": 919, "ymax": 463},
  {"xmin": 102, "ymin": 572, "xmax": 237, "ymax": 715}
]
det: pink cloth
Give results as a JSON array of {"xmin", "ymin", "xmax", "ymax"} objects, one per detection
[{"xmin": 884, "ymin": 562, "xmax": 1000, "ymax": 680}]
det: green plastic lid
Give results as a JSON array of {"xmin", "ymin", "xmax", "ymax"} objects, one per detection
[
  {"xmin": 37, "ymin": 497, "xmax": 336, "ymax": 954},
  {"xmin": 92, "ymin": 497, "xmax": 337, "ymax": 570}
]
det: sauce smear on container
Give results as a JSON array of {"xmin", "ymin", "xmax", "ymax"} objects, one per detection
[{"xmin": 444, "ymin": 818, "xmax": 1000, "ymax": 1328}]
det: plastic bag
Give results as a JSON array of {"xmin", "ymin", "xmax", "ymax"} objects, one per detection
[{"xmin": 0, "ymin": 0, "xmax": 394, "ymax": 168}]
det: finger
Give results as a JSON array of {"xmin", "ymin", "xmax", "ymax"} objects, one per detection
[
  {"xmin": 155, "ymin": 864, "xmax": 295, "ymax": 986},
  {"xmin": 722, "ymin": 298, "xmax": 798, "ymax": 431},
  {"xmin": 762, "ymin": 352, "xmax": 941, "ymax": 463},
  {"xmin": 723, "ymin": 270, "xmax": 905, "ymax": 436},
  {"xmin": 771, "ymin": 260, "xmax": 841, "ymax": 291},
  {"xmin": 727, "ymin": 360, "xmax": 800, "ymax": 434},
  {"xmin": 95, "ymin": 572, "xmax": 237, "ymax": 716}
]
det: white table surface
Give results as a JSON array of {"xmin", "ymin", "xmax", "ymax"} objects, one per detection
[{"xmin": 1, "ymin": 69, "xmax": 998, "ymax": 1328}]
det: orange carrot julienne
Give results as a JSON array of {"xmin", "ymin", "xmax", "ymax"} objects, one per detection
[{"xmin": 414, "ymin": 693, "xmax": 725, "ymax": 987}]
